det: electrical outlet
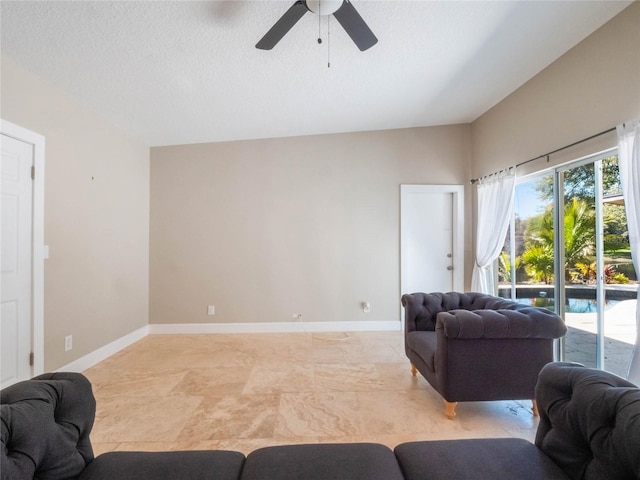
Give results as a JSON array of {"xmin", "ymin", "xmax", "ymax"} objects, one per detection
[
  {"xmin": 64, "ymin": 335, "xmax": 73, "ymax": 352},
  {"xmin": 207, "ymin": 305, "xmax": 215, "ymax": 316},
  {"xmin": 362, "ymin": 302, "xmax": 371, "ymax": 313},
  {"xmin": 292, "ymin": 313, "xmax": 302, "ymax": 321}
]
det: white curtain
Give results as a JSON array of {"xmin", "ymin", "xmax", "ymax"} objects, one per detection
[
  {"xmin": 618, "ymin": 120, "xmax": 640, "ymax": 385},
  {"xmin": 471, "ymin": 170, "xmax": 516, "ymax": 294}
]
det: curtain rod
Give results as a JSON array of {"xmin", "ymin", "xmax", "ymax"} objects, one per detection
[{"xmin": 470, "ymin": 126, "xmax": 617, "ymax": 184}]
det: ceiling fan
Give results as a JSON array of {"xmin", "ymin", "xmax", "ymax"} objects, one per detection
[{"xmin": 256, "ymin": 0, "xmax": 378, "ymax": 52}]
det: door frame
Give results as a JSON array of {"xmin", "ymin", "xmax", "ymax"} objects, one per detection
[
  {"xmin": 400, "ymin": 184, "xmax": 465, "ymax": 325},
  {"xmin": 1, "ymin": 119, "xmax": 45, "ymax": 378}
]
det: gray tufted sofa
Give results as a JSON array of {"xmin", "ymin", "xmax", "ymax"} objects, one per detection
[
  {"xmin": 401, "ymin": 291, "xmax": 567, "ymax": 418},
  {"xmin": 394, "ymin": 362, "xmax": 640, "ymax": 479},
  {"xmin": 2, "ymin": 364, "xmax": 639, "ymax": 480}
]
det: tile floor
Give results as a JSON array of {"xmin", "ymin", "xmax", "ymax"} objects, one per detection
[{"xmin": 84, "ymin": 331, "xmax": 540, "ymax": 456}]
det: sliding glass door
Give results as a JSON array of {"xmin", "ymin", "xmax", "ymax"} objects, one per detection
[
  {"xmin": 601, "ymin": 157, "xmax": 637, "ymax": 375},
  {"xmin": 499, "ymin": 151, "xmax": 638, "ymax": 376},
  {"xmin": 558, "ymin": 161, "xmax": 598, "ymax": 368}
]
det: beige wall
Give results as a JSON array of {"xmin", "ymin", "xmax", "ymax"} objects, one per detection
[
  {"xmin": 3, "ymin": 2, "xmax": 636, "ymax": 366},
  {"xmin": 471, "ymin": 2, "xmax": 640, "ymax": 178},
  {"xmin": 150, "ymin": 126, "xmax": 471, "ymax": 326},
  {"xmin": 1, "ymin": 56, "xmax": 150, "ymax": 370}
]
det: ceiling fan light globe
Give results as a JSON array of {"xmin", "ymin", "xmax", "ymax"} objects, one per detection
[{"xmin": 306, "ymin": 0, "xmax": 343, "ymax": 16}]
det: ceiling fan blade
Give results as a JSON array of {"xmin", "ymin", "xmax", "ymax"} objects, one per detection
[
  {"xmin": 256, "ymin": 1, "xmax": 309, "ymax": 50},
  {"xmin": 333, "ymin": 0, "xmax": 377, "ymax": 51}
]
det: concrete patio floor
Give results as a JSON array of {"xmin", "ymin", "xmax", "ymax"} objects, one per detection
[
  {"xmin": 564, "ymin": 298, "xmax": 637, "ymax": 378},
  {"xmin": 500, "ymin": 284, "xmax": 638, "ymax": 379}
]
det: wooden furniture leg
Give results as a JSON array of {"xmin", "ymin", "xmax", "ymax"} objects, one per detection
[
  {"xmin": 410, "ymin": 363, "xmax": 417, "ymax": 376},
  {"xmin": 531, "ymin": 399, "xmax": 539, "ymax": 417},
  {"xmin": 444, "ymin": 401, "xmax": 457, "ymax": 419}
]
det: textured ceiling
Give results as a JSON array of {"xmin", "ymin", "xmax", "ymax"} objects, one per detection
[{"xmin": 1, "ymin": 1, "xmax": 632, "ymax": 147}]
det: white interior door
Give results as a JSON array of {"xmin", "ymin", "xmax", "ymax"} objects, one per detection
[
  {"xmin": 401, "ymin": 184, "xmax": 464, "ymax": 298},
  {"xmin": 1, "ymin": 134, "xmax": 34, "ymax": 389}
]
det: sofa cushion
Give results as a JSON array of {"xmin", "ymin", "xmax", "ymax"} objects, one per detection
[
  {"xmin": 394, "ymin": 438, "xmax": 570, "ymax": 480},
  {"xmin": 78, "ymin": 451, "xmax": 245, "ymax": 480},
  {"xmin": 535, "ymin": 362, "xmax": 640, "ymax": 480},
  {"xmin": 240, "ymin": 443, "xmax": 405, "ymax": 480},
  {"xmin": 1, "ymin": 372, "xmax": 95, "ymax": 480}
]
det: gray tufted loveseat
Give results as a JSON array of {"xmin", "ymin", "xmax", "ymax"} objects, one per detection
[
  {"xmin": 1, "ymin": 363, "xmax": 639, "ymax": 479},
  {"xmin": 394, "ymin": 361, "xmax": 640, "ymax": 479},
  {"xmin": 401, "ymin": 291, "xmax": 567, "ymax": 418}
]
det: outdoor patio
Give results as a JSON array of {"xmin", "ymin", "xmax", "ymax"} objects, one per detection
[
  {"xmin": 500, "ymin": 284, "xmax": 638, "ymax": 379},
  {"xmin": 565, "ymin": 298, "xmax": 637, "ymax": 377}
]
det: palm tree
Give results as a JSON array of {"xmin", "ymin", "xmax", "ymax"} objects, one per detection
[
  {"xmin": 498, "ymin": 251, "xmax": 521, "ymax": 283},
  {"xmin": 522, "ymin": 245, "xmax": 554, "ymax": 283},
  {"xmin": 563, "ymin": 198, "xmax": 596, "ymax": 268},
  {"xmin": 521, "ymin": 199, "xmax": 595, "ymax": 283}
]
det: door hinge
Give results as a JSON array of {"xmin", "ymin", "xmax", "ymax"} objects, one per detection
[
  {"xmin": 29, "ymin": 352, "xmax": 34, "ymax": 367},
  {"xmin": 31, "ymin": 166, "xmax": 35, "ymax": 180}
]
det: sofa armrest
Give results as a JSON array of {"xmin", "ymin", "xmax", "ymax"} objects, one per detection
[
  {"xmin": 0, "ymin": 372, "xmax": 96, "ymax": 480},
  {"xmin": 534, "ymin": 362, "xmax": 640, "ymax": 479},
  {"xmin": 436, "ymin": 308, "xmax": 566, "ymax": 340}
]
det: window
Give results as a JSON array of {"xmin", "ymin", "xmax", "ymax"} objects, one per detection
[{"xmin": 499, "ymin": 150, "xmax": 638, "ymax": 376}]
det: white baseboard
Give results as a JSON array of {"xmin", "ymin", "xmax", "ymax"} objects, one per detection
[
  {"xmin": 56, "ymin": 325, "xmax": 149, "ymax": 373},
  {"xmin": 149, "ymin": 320, "xmax": 401, "ymax": 334},
  {"xmin": 55, "ymin": 321, "xmax": 401, "ymax": 372}
]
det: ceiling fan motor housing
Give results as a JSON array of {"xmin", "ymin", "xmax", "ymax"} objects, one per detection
[
  {"xmin": 306, "ymin": 0, "xmax": 343, "ymax": 15},
  {"xmin": 256, "ymin": 0, "xmax": 377, "ymax": 51}
]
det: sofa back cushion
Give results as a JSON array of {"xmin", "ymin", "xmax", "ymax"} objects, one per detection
[
  {"xmin": 437, "ymin": 308, "xmax": 567, "ymax": 340},
  {"xmin": 535, "ymin": 362, "xmax": 640, "ymax": 480},
  {"xmin": 1, "ymin": 372, "xmax": 96, "ymax": 480},
  {"xmin": 402, "ymin": 291, "xmax": 525, "ymax": 332}
]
